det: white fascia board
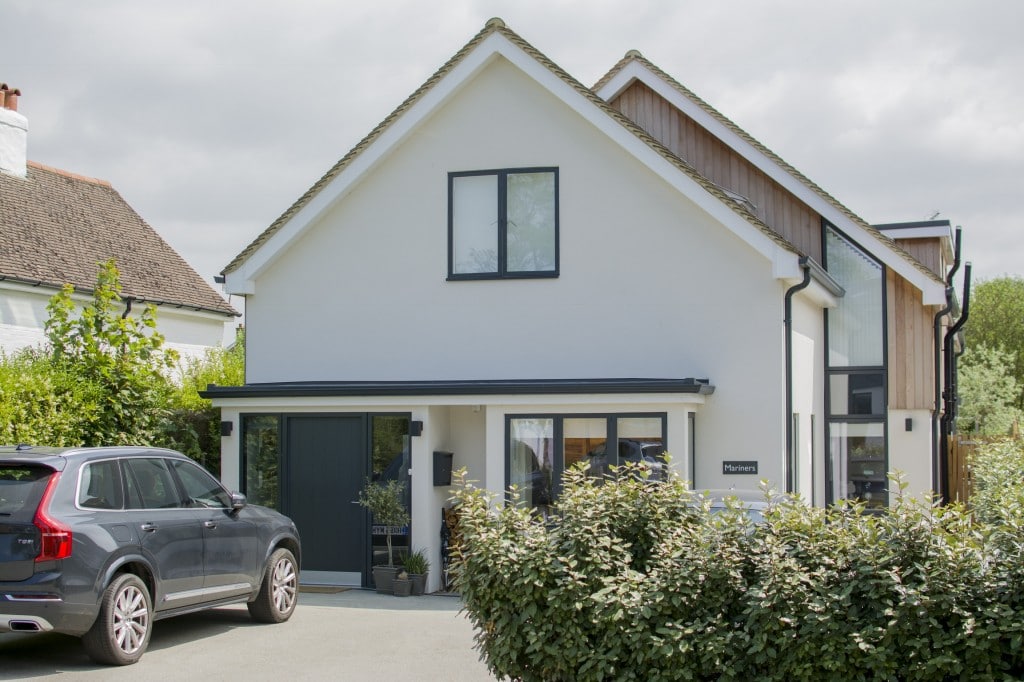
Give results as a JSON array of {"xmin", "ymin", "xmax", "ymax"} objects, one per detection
[
  {"xmin": 597, "ymin": 62, "xmax": 946, "ymax": 306},
  {"xmin": 227, "ymin": 33, "xmax": 791, "ymax": 294},
  {"xmin": 208, "ymin": 391, "xmax": 708, "ymax": 411}
]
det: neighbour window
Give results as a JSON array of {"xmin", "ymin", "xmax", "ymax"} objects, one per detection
[{"xmin": 449, "ymin": 168, "xmax": 558, "ymax": 279}]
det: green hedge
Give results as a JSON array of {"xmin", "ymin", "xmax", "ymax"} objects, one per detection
[{"xmin": 452, "ymin": 452, "xmax": 1024, "ymax": 681}]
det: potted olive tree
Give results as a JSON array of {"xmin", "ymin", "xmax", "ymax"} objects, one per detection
[
  {"xmin": 357, "ymin": 478, "xmax": 410, "ymax": 594},
  {"xmin": 403, "ymin": 548, "xmax": 430, "ymax": 596}
]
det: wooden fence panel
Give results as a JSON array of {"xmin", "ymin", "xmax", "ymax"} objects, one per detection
[{"xmin": 948, "ymin": 436, "xmax": 976, "ymax": 504}]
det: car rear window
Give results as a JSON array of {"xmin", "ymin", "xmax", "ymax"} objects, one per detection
[{"xmin": 0, "ymin": 465, "xmax": 54, "ymax": 522}]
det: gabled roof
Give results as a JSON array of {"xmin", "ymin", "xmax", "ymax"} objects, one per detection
[
  {"xmin": 0, "ymin": 161, "xmax": 237, "ymax": 316},
  {"xmin": 223, "ymin": 18, "xmax": 808, "ymax": 292},
  {"xmin": 593, "ymin": 52, "xmax": 946, "ymax": 304}
]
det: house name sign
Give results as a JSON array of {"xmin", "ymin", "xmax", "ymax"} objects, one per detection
[{"xmin": 722, "ymin": 461, "xmax": 758, "ymax": 475}]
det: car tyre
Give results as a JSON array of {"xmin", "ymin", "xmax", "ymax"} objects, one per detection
[
  {"xmin": 82, "ymin": 573, "xmax": 152, "ymax": 665},
  {"xmin": 247, "ymin": 547, "xmax": 298, "ymax": 623}
]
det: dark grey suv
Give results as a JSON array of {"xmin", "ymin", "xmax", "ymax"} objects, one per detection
[{"xmin": 0, "ymin": 445, "xmax": 301, "ymax": 665}]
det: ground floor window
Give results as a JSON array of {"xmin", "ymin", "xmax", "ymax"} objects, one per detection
[
  {"xmin": 507, "ymin": 413, "xmax": 667, "ymax": 512},
  {"xmin": 242, "ymin": 414, "xmax": 281, "ymax": 510},
  {"xmin": 829, "ymin": 421, "xmax": 887, "ymax": 508},
  {"xmin": 370, "ymin": 415, "xmax": 412, "ymax": 568}
]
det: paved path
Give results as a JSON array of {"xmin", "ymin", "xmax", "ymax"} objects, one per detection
[{"xmin": 0, "ymin": 590, "xmax": 497, "ymax": 681}]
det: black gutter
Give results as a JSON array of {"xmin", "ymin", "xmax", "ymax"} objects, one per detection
[
  {"xmin": 932, "ymin": 228, "xmax": 961, "ymax": 499},
  {"xmin": 200, "ymin": 377, "xmax": 716, "ymax": 399},
  {"xmin": 784, "ymin": 257, "xmax": 812, "ymax": 494},
  {"xmin": 940, "ymin": 260, "xmax": 971, "ymax": 503}
]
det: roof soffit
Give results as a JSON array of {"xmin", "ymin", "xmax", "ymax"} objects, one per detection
[
  {"xmin": 595, "ymin": 56, "xmax": 947, "ymax": 305},
  {"xmin": 224, "ymin": 20, "xmax": 804, "ymax": 294}
]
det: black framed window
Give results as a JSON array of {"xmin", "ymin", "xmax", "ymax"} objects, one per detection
[
  {"xmin": 448, "ymin": 167, "xmax": 559, "ymax": 279},
  {"xmin": 823, "ymin": 222, "xmax": 888, "ymax": 508},
  {"xmin": 241, "ymin": 414, "xmax": 281, "ymax": 510},
  {"xmin": 506, "ymin": 413, "xmax": 667, "ymax": 512}
]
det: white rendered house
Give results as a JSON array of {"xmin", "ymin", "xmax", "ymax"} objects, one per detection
[{"xmin": 205, "ymin": 20, "xmax": 963, "ymax": 590}]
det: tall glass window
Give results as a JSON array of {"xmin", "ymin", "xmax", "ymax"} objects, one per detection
[
  {"xmin": 824, "ymin": 224, "xmax": 887, "ymax": 507},
  {"xmin": 371, "ymin": 415, "xmax": 412, "ymax": 566},
  {"xmin": 242, "ymin": 414, "xmax": 280, "ymax": 510},
  {"xmin": 826, "ymin": 228, "xmax": 884, "ymax": 367}
]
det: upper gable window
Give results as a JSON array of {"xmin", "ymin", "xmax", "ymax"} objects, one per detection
[{"xmin": 448, "ymin": 168, "xmax": 559, "ymax": 279}]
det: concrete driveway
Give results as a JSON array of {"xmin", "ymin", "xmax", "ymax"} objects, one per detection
[{"xmin": 0, "ymin": 590, "xmax": 496, "ymax": 681}]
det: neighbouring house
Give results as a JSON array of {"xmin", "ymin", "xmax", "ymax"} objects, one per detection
[
  {"xmin": 0, "ymin": 83, "xmax": 239, "ymax": 364},
  {"xmin": 204, "ymin": 19, "xmax": 965, "ymax": 590}
]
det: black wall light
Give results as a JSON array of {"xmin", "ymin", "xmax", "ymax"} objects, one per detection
[
  {"xmin": 220, "ymin": 421, "xmax": 234, "ymax": 436},
  {"xmin": 410, "ymin": 421, "xmax": 423, "ymax": 436}
]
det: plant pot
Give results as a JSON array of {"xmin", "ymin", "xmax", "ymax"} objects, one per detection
[
  {"xmin": 393, "ymin": 577, "xmax": 412, "ymax": 597},
  {"xmin": 372, "ymin": 565, "xmax": 398, "ymax": 594},
  {"xmin": 409, "ymin": 572, "xmax": 427, "ymax": 596}
]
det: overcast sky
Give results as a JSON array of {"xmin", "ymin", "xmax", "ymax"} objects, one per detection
[{"xmin": 4, "ymin": 0, "xmax": 1020, "ymax": 300}]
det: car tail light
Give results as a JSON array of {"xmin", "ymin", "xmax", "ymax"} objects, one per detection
[{"xmin": 33, "ymin": 472, "xmax": 72, "ymax": 561}]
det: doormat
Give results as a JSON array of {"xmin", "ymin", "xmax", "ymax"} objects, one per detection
[{"xmin": 299, "ymin": 585, "xmax": 350, "ymax": 594}]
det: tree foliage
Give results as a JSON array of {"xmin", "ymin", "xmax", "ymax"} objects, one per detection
[
  {"xmin": 1, "ymin": 259, "xmax": 239, "ymax": 473},
  {"xmin": 965, "ymin": 276, "xmax": 1024, "ymax": 408},
  {"xmin": 42, "ymin": 259, "xmax": 178, "ymax": 445},
  {"xmin": 957, "ymin": 345, "xmax": 1023, "ymax": 435}
]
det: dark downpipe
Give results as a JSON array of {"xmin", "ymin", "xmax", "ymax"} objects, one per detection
[
  {"xmin": 784, "ymin": 257, "xmax": 812, "ymax": 495},
  {"xmin": 932, "ymin": 228, "xmax": 961, "ymax": 498},
  {"xmin": 940, "ymin": 261, "xmax": 972, "ymax": 503}
]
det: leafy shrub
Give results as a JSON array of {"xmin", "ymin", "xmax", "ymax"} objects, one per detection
[
  {"xmin": 0, "ymin": 260, "xmax": 241, "ymax": 474},
  {"xmin": 453, "ymin": 459, "xmax": 1024, "ymax": 681}
]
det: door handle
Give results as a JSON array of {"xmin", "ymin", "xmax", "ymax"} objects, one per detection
[
  {"xmin": 140, "ymin": 523, "xmax": 158, "ymax": 532},
  {"xmin": 203, "ymin": 521, "xmax": 217, "ymax": 529}
]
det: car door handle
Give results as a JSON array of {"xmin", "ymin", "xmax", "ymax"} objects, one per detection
[
  {"xmin": 140, "ymin": 523, "xmax": 158, "ymax": 532},
  {"xmin": 203, "ymin": 521, "xmax": 217, "ymax": 529}
]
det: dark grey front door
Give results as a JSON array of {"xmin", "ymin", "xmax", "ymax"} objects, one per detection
[{"xmin": 285, "ymin": 416, "xmax": 367, "ymax": 585}]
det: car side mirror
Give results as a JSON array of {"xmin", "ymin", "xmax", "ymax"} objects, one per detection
[{"xmin": 230, "ymin": 492, "xmax": 247, "ymax": 511}]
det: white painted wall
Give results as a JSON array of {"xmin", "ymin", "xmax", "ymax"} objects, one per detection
[
  {"xmin": 0, "ymin": 281, "xmax": 232, "ymax": 365},
  {"xmin": 244, "ymin": 56, "xmax": 786, "ymax": 484},
  {"xmin": 888, "ymin": 408, "xmax": 935, "ymax": 501}
]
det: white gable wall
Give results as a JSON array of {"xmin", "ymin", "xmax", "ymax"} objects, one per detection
[
  {"xmin": 0, "ymin": 281, "xmax": 231, "ymax": 365},
  {"xmin": 244, "ymin": 56, "xmax": 789, "ymax": 483}
]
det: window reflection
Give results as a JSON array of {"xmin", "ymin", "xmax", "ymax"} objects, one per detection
[{"xmin": 509, "ymin": 419, "xmax": 554, "ymax": 512}]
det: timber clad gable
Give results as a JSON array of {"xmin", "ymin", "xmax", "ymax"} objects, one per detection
[{"xmin": 610, "ymin": 80, "xmax": 822, "ymax": 260}]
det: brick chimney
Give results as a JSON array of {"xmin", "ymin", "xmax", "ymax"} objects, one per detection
[{"xmin": 0, "ymin": 82, "xmax": 28, "ymax": 178}]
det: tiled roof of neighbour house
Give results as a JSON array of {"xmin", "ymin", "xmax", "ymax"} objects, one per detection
[
  {"xmin": 223, "ymin": 17, "xmax": 802, "ymax": 276},
  {"xmin": 593, "ymin": 52, "xmax": 945, "ymax": 287},
  {"xmin": 0, "ymin": 161, "xmax": 238, "ymax": 316}
]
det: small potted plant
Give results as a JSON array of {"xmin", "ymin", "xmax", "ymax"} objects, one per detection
[
  {"xmin": 403, "ymin": 548, "xmax": 430, "ymax": 596},
  {"xmin": 357, "ymin": 478, "xmax": 410, "ymax": 594},
  {"xmin": 392, "ymin": 569, "xmax": 412, "ymax": 597}
]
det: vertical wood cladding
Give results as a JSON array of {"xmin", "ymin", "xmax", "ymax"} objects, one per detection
[
  {"xmin": 887, "ymin": 269, "xmax": 937, "ymax": 410},
  {"xmin": 611, "ymin": 79, "xmax": 940, "ymax": 412},
  {"xmin": 610, "ymin": 80, "xmax": 821, "ymax": 260}
]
